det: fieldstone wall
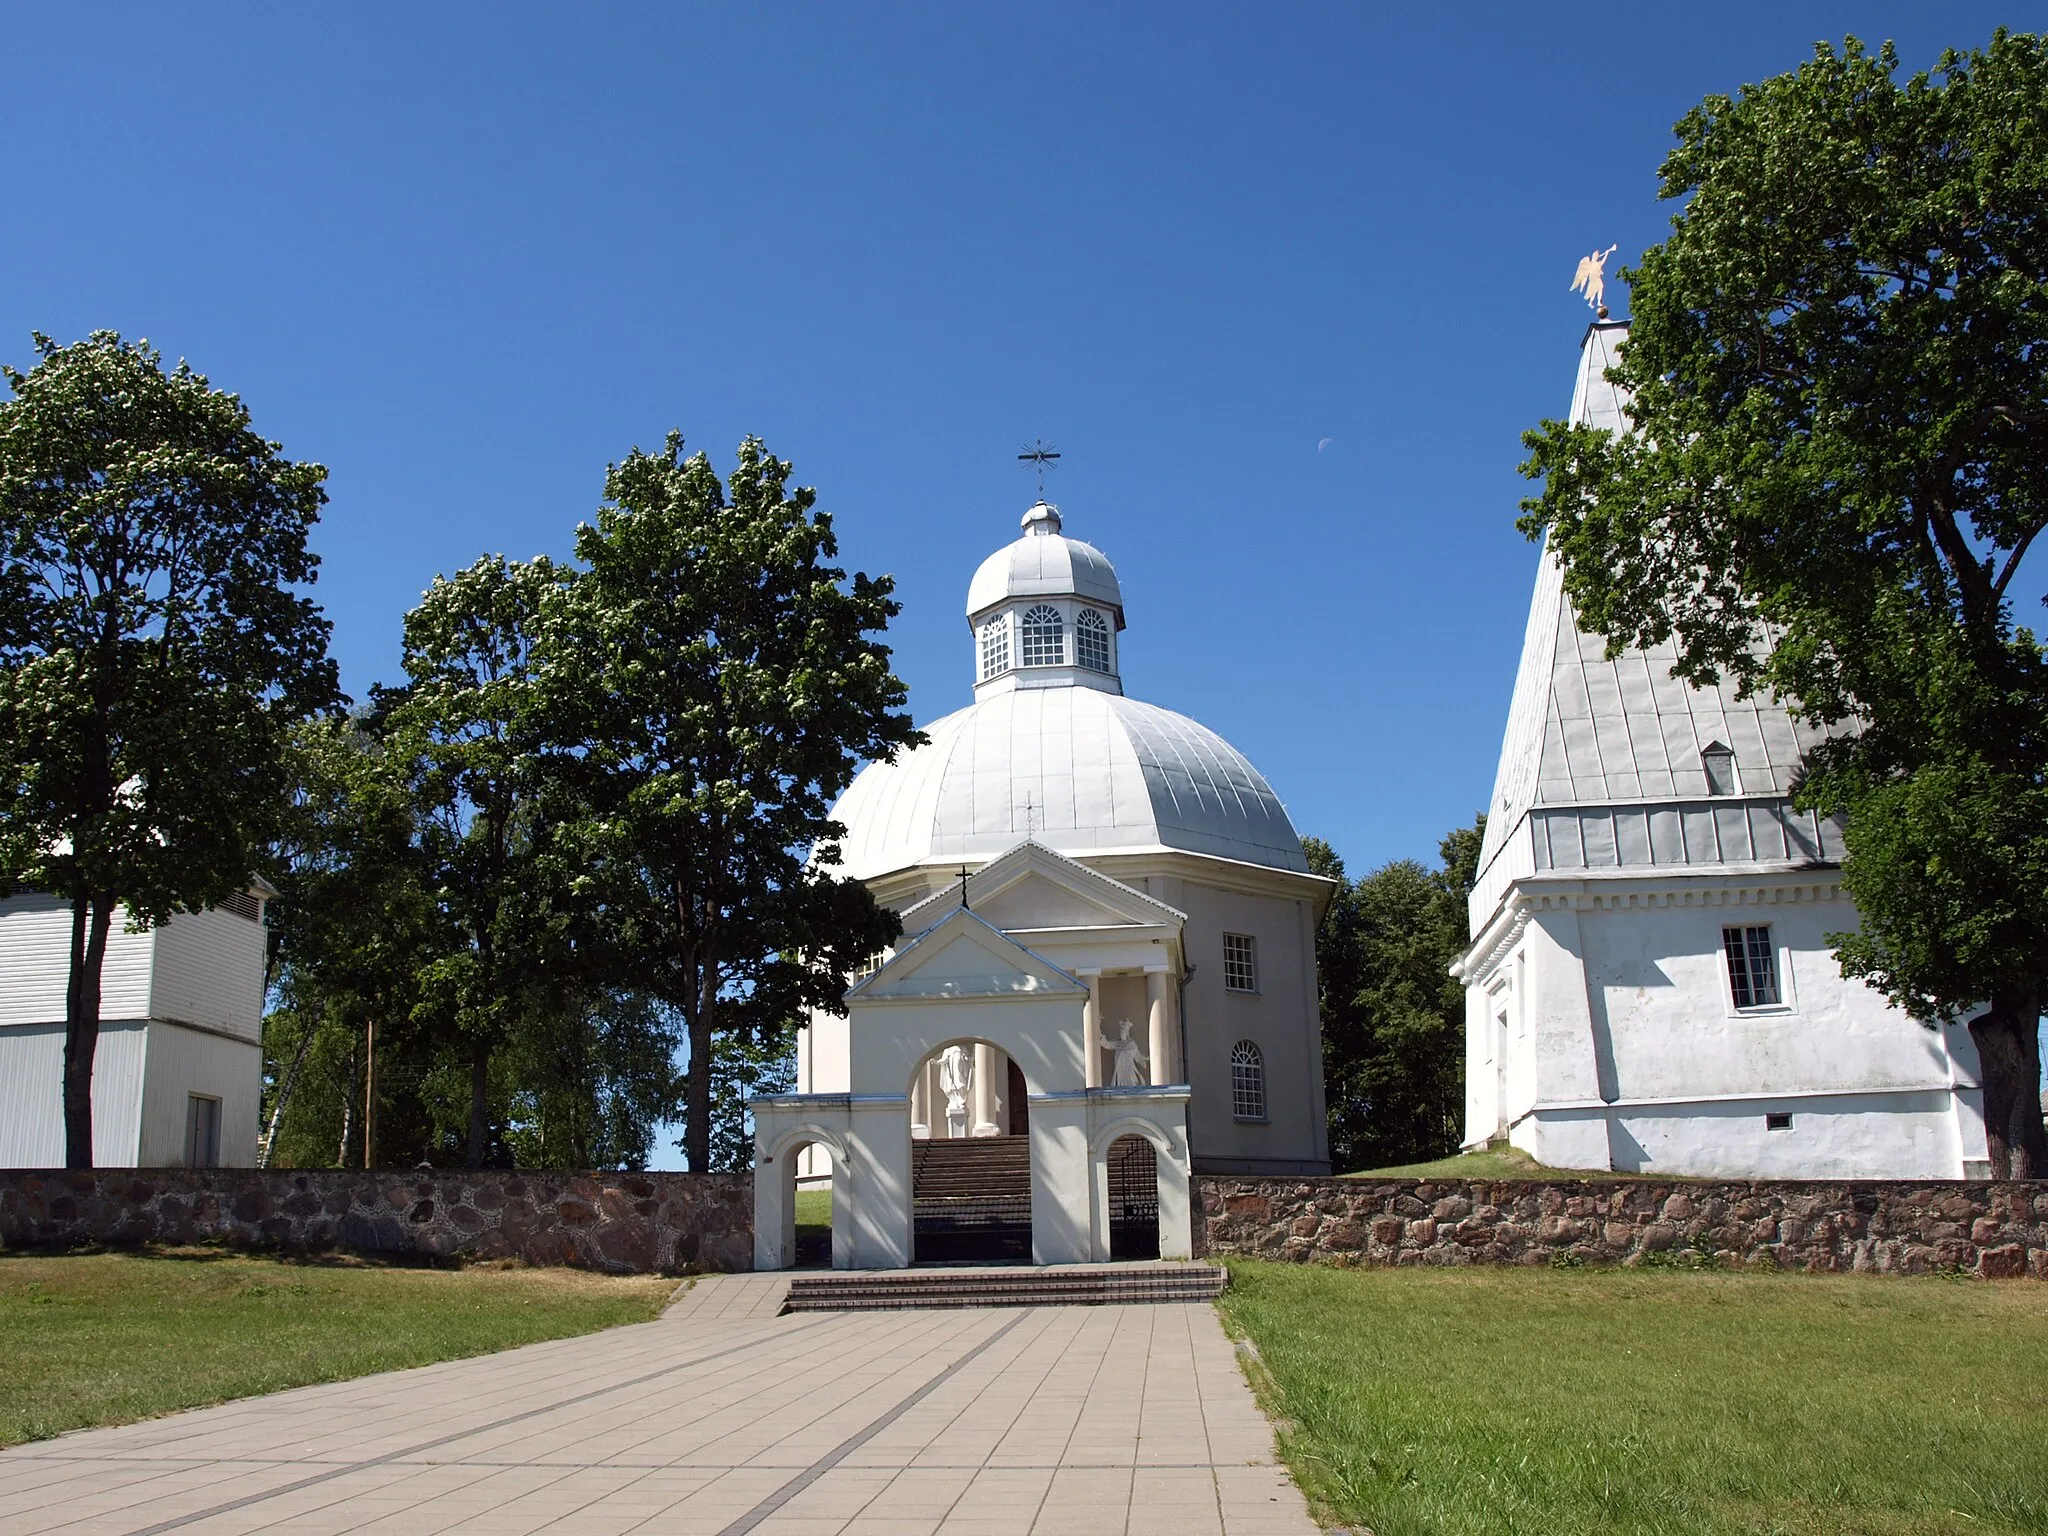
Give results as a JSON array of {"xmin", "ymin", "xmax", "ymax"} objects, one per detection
[
  {"xmin": 0, "ymin": 1168, "xmax": 753, "ymax": 1274},
  {"xmin": 1195, "ymin": 1176, "xmax": 2048, "ymax": 1279}
]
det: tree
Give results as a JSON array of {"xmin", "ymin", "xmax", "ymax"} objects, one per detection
[
  {"xmin": 0, "ymin": 333, "xmax": 337, "ymax": 1167},
  {"xmin": 1519, "ymin": 32, "xmax": 2048, "ymax": 1176},
  {"xmin": 392, "ymin": 555, "xmax": 570, "ymax": 1166},
  {"xmin": 541, "ymin": 435, "xmax": 919, "ymax": 1171},
  {"xmin": 259, "ymin": 712, "xmax": 431, "ymax": 1168},
  {"xmin": 1310, "ymin": 814, "xmax": 1484, "ymax": 1171}
]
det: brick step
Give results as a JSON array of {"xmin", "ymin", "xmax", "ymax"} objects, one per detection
[{"xmin": 783, "ymin": 1263, "xmax": 1224, "ymax": 1312}]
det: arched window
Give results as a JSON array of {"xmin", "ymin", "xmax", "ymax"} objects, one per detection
[
  {"xmin": 979, "ymin": 616, "xmax": 1010, "ymax": 680},
  {"xmin": 1020, "ymin": 604, "xmax": 1064, "ymax": 667},
  {"xmin": 1230, "ymin": 1040, "xmax": 1266, "ymax": 1121},
  {"xmin": 1076, "ymin": 608, "xmax": 1111, "ymax": 672}
]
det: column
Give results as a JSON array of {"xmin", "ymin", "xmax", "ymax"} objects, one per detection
[
  {"xmin": 973, "ymin": 1043, "xmax": 998, "ymax": 1135},
  {"xmin": 1147, "ymin": 971, "xmax": 1171, "ymax": 1086},
  {"xmin": 910, "ymin": 1060, "xmax": 929, "ymax": 1138},
  {"xmin": 1083, "ymin": 973, "xmax": 1103, "ymax": 1088}
]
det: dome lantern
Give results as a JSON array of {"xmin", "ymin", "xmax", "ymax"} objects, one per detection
[{"xmin": 966, "ymin": 502, "xmax": 1125, "ymax": 701}]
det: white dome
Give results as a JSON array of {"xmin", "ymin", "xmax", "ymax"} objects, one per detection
[
  {"xmin": 966, "ymin": 502, "xmax": 1123, "ymax": 619},
  {"xmin": 827, "ymin": 686, "xmax": 1309, "ymax": 880}
]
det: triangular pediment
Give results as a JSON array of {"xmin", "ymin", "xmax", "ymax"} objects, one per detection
[
  {"xmin": 900, "ymin": 838, "xmax": 1185, "ymax": 937},
  {"xmin": 849, "ymin": 905, "xmax": 1085, "ymax": 1003}
]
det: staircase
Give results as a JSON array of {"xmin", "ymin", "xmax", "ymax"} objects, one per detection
[
  {"xmin": 913, "ymin": 1137, "xmax": 1032, "ymax": 1263},
  {"xmin": 784, "ymin": 1262, "xmax": 1225, "ymax": 1311}
]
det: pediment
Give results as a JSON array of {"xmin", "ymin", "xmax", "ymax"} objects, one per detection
[
  {"xmin": 850, "ymin": 906, "xmax": 1084, "ymax": 1003},
  {"xmin": 901, "ymin": 838, "xmax": 1185, "ymax": 937}
]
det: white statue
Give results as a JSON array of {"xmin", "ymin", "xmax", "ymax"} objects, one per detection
[
  {"xmin": 1102, "ymin": 1019, "xmax": 1150, "ymax": 1087},
  {"xmin": 1571, "ymin": 244, "xmax": 1618, "ymax": 314},
  {"xmin": 938, "ymin": 1045, "xmax": 972, "ymax": 1138}
]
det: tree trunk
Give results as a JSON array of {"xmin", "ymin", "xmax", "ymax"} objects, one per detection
[
  {"xmin": 363, "ymin": 1017, "xmax": 377, "ymax": 1170},
  {"xmin": 258, "ymin": 1013, "xmax": 322, "ymax": 1169},
  {"xmin": 1968, "ymin": 990, "xmax": 2048, "ymax": 1180},
  {"xmin": 62, "ymin": 895, "xmax": 115, "ymax": 1169},
  {"xmin": 467, "ymin": 1033, "xmax": 491, "ymax": 1168},
  {"xmin": 684, "ymin": 1005, "xmax": 713, "ymax": 1173}
]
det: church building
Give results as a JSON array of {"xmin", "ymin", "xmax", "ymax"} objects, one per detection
[
  {"xmin": 751, "ymin": 500, "xmax": 1332, "ymax": 1268},
  {"xmin": 1455, "ymin": 322, "xmax": 1992, "ymax": 1180}
]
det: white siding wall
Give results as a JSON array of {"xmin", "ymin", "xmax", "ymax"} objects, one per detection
[
  {"xmin": 0, "ymin": 1021, "xmax": 146, "ymax": 1167},
  {"xmin": 0, "ymin": 894, "xmax": 154, "ymax": 1027},
  {"xmin": 152, "ymin": 908, "xmax": 266, "ymax": 1043},
  {"xmin": 138, "ymin": 1022, "xmax": 263, "ymax": 1166}
]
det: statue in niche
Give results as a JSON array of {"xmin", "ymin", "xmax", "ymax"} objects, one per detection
[
  {"xmin": 938, "ymin": 1045, "xmax": 972, "ymax": 1138},
  {"xmin": 1102, "ymin": 1019, "xmax": 1150, "ymax": 1087}
]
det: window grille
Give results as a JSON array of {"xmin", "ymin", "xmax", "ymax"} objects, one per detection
[
  {"xmin": 1723, "ymin": 925, "xmax": 1781, "ymax": 1008},
  {"xmin": 1076, "ymin": 608, "xmax": 1112, "ymax": 672},
  {"xmin": 1702, "ymin": 743, "xmax": 1738, "ymax": 796},
  {"xmin": 979, "ymin": 616, "xmax": 1010, "ymax": 680},
  {"xmin": 1020, "ymin": 604, "xmax": 1064, "ymax": 667},
  {"xmin": 1230, "ymin": 1040, "xmax": 1266, "ymax": 1120},
  {"xmin": 1223, "ymin": 932, "xmax": 1258, "ymax": 993}
]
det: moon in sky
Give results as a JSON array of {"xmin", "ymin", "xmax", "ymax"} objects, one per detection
[{"xmin": 1317, "ymin": 437, "xmax": 1334, "ymax": 452}]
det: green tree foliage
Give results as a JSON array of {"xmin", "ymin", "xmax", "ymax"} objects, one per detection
[
  {"xmin": 0, "ymin": 333, "xmax": 337, "ymax": 1166},
  {"xmin": 1310, "ymin": 815, "xmax": 1484, "ymax": 1172},
  {"xmin": 499, "ymin": 991, "xmax": 682, "ymax": 1170},
  {"xmin": 260, "ymin": 713, "xmax": 433, "ymax": 1169},
  {"xmin": 1519, "ymin": 32, "xmax": 2048, "ymax": 1175},
  {"xmin": 390, "ymin": 555, "xmax": 572, "ymax": 1167},
  {"xmin": 541, "ymin": 435, "xmax": 919, "ymax": 1171}
]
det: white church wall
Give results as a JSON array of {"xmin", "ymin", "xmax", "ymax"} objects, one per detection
[
  {"xmin": 137, "ymin": 1022, "xmax": 263, "ymax": 1166},
  {"xmin": 1581, "ymin": 893, "xmax": 1960, "ymax": 1103},
  {"xmin": 1169, "ymin": 881, "xmax": 1328, "ymax": 1174},
  {"xmin": 0, "ymin": 893, "xmax": 154, "ymax": 1028},
  {"xmin": 1606, "ymin": 1091, "xmax": 1969, "ymax": 1179},
  {"xmin": 0, "ymin": 1021, "xmax": 146, "ymax": 1167},
  {"xmin": 151, "ymin": 908, "xmax": 265, "ymax": 1043}
]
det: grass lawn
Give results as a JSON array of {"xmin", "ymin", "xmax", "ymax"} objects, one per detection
[
  {"xmin": 0, "ymin": 1249, "xmax": 674, "ymax": 1447},
  {"xmin": 1219, "ymin": 1258, "xmax": 2048, "ymax": 1536},
  {"xmin": 1340, "ymin": 1146, "xmax": 1569, "ymax": 1180}
]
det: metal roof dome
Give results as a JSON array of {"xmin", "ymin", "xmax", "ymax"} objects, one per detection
[
  {"xmin": 966, "ymin": 502, "xmax": 1123, "ymax": 620},
  {"xmin": 826, "ymin": 687, "xmax": 1310, "ymax": 880}
]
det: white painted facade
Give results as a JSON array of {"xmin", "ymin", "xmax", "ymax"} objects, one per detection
[
  {"xmin": 755, "ymin": 502, "xmax": 1331, "ymax": 1267},
  {"xmin": 0, "ymin": 892, "xmax": 268, "ymax": 1168},
  {"xmin": 1455, "ymin": 323, "xmax": 1991, "ymax": 1180}
]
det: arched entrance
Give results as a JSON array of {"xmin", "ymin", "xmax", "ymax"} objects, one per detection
[
  {"xmin": 910, "ymin": 1040, "xmax": 1031, "ymax": 1263},
  {"xmin": 1106, "ymin": 1134, "xmax": 1160, "ymax": 1259},
  {"xmin": 757, "ymin": 1126, "xmax": 852, "ymax": 1270}
]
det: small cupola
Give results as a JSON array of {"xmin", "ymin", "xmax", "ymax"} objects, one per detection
[{"xmin": 966, "ymin": 502, "xmax": 1126, "ymax": 700}]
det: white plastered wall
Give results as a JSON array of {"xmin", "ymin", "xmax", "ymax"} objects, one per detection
[{"xmin": 1461, "ymin": 880, "xmax": 1990, "ymax": 1179}]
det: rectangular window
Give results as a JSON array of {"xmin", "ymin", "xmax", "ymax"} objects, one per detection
[
  {"xmin": 1766, "ymin": 1112, "xmax": 1793, "ymax": 1131},
  {"xmin": 185, "ymin": 1095, "xmax": 221, "ymax": 1169},
  {"xmin": 1223, "ymin": 933, "xmax": 1258, "ymax": 993},
  {"xmin": 1723, "ymin": 925, "xmax": 1781, "ymax": 1008}
]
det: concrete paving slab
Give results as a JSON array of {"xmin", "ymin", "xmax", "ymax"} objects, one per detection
[{"xmin": 1, "ymin": 1288, "xmax": 1315, "ymax": 1536}]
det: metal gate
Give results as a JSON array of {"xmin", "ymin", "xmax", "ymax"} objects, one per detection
[{"xmin": 1107, "ymin": 1136, "xmax": 1160, "ymax": 1260}]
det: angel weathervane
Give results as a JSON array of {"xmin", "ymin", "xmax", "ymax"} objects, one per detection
[{"xmin": 1571, "ymin": 244, "xmax": 1619, "ymax": 317}]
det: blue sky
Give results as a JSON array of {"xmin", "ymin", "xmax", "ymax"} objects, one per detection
[{"xmin": 0, "ymin": 3, "xmax": 2019, "ymax": 879}]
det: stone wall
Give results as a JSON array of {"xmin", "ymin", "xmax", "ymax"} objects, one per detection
[
  {"xmin": 0, "ymin": 1168, "xmax": 754, "ymax": 1274},
  {"xmin": 1194, "ymin": 1175, "xmax": 2048, "ymax": 1278}
]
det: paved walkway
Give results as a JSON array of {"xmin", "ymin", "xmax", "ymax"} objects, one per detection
[{"xmin": 1, "ymin": 1278, "xmax": 1316, "ymax": 1536}]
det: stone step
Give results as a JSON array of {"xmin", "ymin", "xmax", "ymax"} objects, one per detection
[{"xmin": 783, "ymin": 1262, "xmax": 1224, "ymax": 1312}]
